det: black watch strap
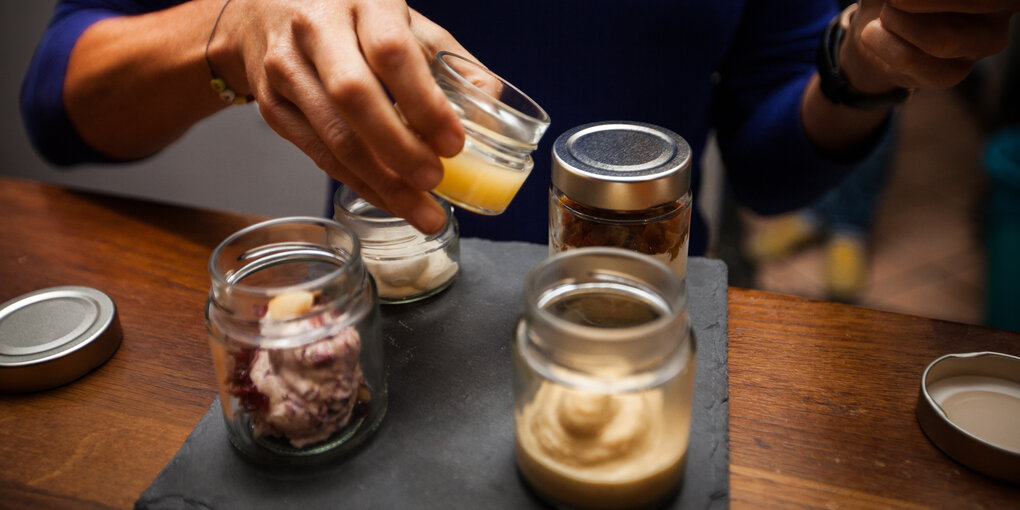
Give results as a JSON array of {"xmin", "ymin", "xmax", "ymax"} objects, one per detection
[{"xmin": 817, "ymin": 4, "xmax": 910, "ymax": 110}]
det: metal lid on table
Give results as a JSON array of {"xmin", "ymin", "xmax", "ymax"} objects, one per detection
[
  {"xmin": 915, "ymin": 351, "xmax": 1020, "ymax": 484},
  {"xmin": 0, "ymin": 286, "xmax": 122, "ymax": 393},
  {"xmin": 551, "ymin": 121, "xmax": 692, "ymax": 211}
]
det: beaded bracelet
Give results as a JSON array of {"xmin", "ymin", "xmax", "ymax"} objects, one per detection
[{"xmin": 205, "ymin": 0, "xmax": 253, "ymax": 105}]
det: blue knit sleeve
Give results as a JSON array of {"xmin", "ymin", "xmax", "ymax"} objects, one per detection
[
  {"xmin": 19, "ymin": 0, "xmax": 181, "ymax": 166},
  {"xmin": 713, "ymin": 0, "xmax": 892, "ymax": 215}
]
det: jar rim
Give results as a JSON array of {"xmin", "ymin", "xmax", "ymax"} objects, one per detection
[
  {"xmin": 522, "ymin": 247, "xmax": 687, "ymax": 345},
  {"xmin": 515, "ymin": 319, "xmax": 694, "ymax": 393},
  {"xmin": 208, "ymin": 216, "xmax": 363, "ymax": 298},
  {"xmin": 433, "ymin": 51, "xmax": 551, "ymax": 127},
  {"xmin": 333, "ymin": 186, "xmax": 455, "ymax": 241},
  {"xmin": 554, "ymin": 189, "xmax": 689, "ymax": 223}
]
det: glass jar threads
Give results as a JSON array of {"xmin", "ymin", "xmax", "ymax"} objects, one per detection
[
  {"xmin": 549, "ymin": 121, "xmax": 693, "ymax": 278},
  {"xmin": 514, "ymin": 247, "xmax": 696, "ymax": 509},
  {"xmin": 429, "ymin": 51, "xmax": 551, "ymax": 215},
  {"xmin": 333, "ymin": 185, "xmax": 460, "ymax": 304},
  {"xmin": 206, "ymin": 217, "xmax": 385, "ymax": 464}
]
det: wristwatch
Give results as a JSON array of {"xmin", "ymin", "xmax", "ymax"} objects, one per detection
[{"xmin": 817, "ymin": 3, "xmax": 911, "ymax": 109}]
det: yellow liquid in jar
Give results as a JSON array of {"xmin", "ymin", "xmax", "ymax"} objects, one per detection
[{"xmin": 435, "ymin": 149, "xmax": 530, "ymax": 215}]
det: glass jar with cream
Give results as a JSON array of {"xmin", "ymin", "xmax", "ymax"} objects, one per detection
[
  {"xmin": 428, "ymin": 51, "xmax": 551, "ymax": 215},
  {"xmin": 549, "ymin": 121, "xmax": 692, "ymax": 278},
  {"xmin": 513, "ymin": 247, "xmax": 696, "ymax": 509},
  {"xmin": 205, "ymin": 217, "xmax": 386, "ymax": 464},
  {"xmin": 333, "ymin": 185, "xmax": 460, "ymax": 304}
]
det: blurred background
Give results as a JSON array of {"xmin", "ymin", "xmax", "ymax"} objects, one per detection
[
  {"xmin": 3, "ymin": 3, "xmax": 1019, "ymax": 331},
  {"xmin": 715, "ymin": 16, "xmax": 1020, "ymax": 333}
]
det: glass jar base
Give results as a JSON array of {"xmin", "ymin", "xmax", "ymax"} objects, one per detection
[
  {"xmin": 253, "ymin": 416, "xmax": 363, "ymax": 456},
  {"xmin": 225, "ymin": 400, "xmax": 386, "ymax": 465},
  {"xmin": 515, "ymin": 463, "xmax": 685, "ymax": 510}
]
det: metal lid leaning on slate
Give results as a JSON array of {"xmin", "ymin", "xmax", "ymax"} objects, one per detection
[
  {"xmin": 0, "ymin": 286, "xmax": 122, "ymax": 393},
  {"xmin": 551, "ymin": 121, "xmax": 692, "ymax": 211}
]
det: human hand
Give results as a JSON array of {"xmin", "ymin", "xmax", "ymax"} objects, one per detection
[
  {"xmin": 839, "ymin": 0, "xmax": 1020, "ymax": 95},
  {"xmin": 210, "ymin": 0, "xmax": 480, "ymax": 233}
]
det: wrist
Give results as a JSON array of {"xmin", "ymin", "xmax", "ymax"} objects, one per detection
[{"xmin": 205, "ymin": 0, "xmax": 253, "ymax": 104}]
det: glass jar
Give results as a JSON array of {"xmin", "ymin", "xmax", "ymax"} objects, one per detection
[
  {"xmin": 514, "ymin": 247, "xmax": 696, "ymax": 510},
  {"xmin": 428, "ymin": 51, "xmax": 551, "ymax": 215},
  {"xmin": 549, "ymin": 121, "xmax": 693, "ymax": 278},
  {"xmin": 333, "ymin": 185, "xmax": 460, "ymax": 304},
  {"xmin": 205, "ymin": 217, "xmax": 385, "ymax": 464}
]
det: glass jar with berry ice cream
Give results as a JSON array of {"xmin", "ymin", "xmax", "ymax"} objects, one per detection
[{"xmin": 206, "ymin": 217, "xmax": 385, "ymax": 464}]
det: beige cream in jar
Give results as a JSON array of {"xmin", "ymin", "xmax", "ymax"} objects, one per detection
[{"xmin": 515, "ymin": 378, "xmax": 693, "ymax": 509}]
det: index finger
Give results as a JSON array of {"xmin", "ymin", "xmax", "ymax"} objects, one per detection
[
  {"xmin": 355, "ymin": 2, "xmax": 465, "ymax": 158},
  {"xmin": 295, "ymin": 3, "xmax": 444, "ymax": 190}
]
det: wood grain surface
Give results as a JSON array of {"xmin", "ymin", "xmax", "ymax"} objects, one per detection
[
  {"xmin": 1, "ymin": 178, "xmax": 256, "ymax": 509},
  {"xmin": 729, "ymin": 290, "xmax": 1020, "ymax": 508},
  {"xmin": 1, "ymin": 177, "xmax": 1018, "ymax": 509}
]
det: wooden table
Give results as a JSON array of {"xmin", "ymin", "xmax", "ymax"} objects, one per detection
[{"xmin": 1, "ymin": 176, "xmax": 1017, "ymax": 509}]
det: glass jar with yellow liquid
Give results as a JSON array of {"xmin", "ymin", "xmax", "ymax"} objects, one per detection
[{"xmin": 429, "ymin": 52, "xmax": 550, "ymax": 215}]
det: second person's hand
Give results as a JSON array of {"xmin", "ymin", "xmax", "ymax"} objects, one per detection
[{"xmin": 839, "ymin": 0, "xmax": 1020, "ymax": 95}]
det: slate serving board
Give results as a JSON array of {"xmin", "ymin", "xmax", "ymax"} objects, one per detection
[{"xmin": 136, "ymin": 239, "xmax": 729, "ymax": 510}]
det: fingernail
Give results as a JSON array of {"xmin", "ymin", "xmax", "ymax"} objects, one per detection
[
  {"xmin": 413, "ymin": 201, "xmax": 445, "ymax": 234},
  {"xmin": 413, "ymin": 164, "xmax": 443, "ymax": 190}
]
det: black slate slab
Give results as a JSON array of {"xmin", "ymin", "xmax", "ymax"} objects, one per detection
[{"xmin": 135, "ymin": 239, "xmax": 729, "ymax": 510}]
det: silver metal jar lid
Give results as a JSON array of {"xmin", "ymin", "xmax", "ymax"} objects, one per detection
[
  {"xmin": 551, "ymin": 121, "xmax": 692, "ymax": 211},
  {"xmin": 915, "ymin": 351, "xmax": 1020, "ymax": 484},
  {"xmin": 0, "ymin": 286, "xmax": 122, "ymax": 393}
]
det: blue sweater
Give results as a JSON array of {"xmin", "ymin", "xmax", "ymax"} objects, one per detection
[{"xmin": 22, "ymin": 0, "xmax": 856, "ymax": 255}]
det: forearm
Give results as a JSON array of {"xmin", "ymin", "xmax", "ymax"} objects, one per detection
[
  {"xmin": 714, "ymin": 1, "xmax": 868, "ymax": 214},
  {"xmin": 64, "ymin": 0, "xmax": 230, "ymax": 160}
]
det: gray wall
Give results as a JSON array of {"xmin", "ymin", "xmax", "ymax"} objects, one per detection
[{"xmin": 1, "ymin": 1, "xmax": 329, "ymax": 219}]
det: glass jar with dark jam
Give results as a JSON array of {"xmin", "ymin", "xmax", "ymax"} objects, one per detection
[{"xmin": 549, "ymin": 121, "xmax": 692, "ymax": 278}]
